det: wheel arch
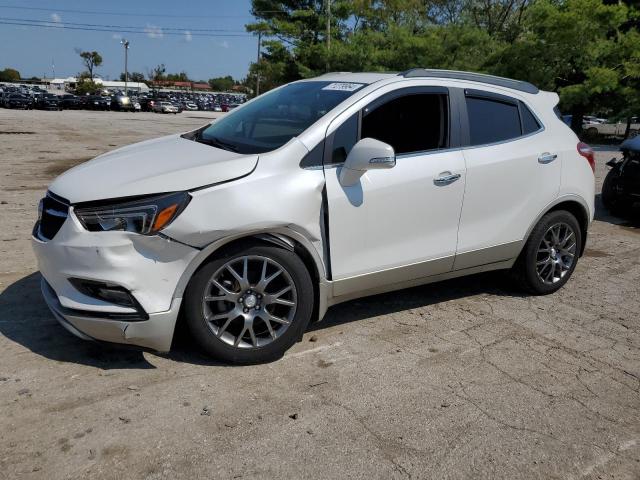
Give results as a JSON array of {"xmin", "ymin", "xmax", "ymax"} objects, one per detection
[
  {"xmin": 522, "ymin": 196, "xmax": 591, "ymax": 258},
  {"xmin": 172, "ymin": 229, "xmax": 328, "ymax": 326}
]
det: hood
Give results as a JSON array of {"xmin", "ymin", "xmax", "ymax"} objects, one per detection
[{"xmin": 49, "ymin": 134, "xmax": 258, "ymax": 203}]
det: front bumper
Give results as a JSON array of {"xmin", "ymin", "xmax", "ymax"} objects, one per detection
[
  {"xmin": 41, "ymin": 278, "xmax": 182, "ymax": 351},
  {"xmin": 32, "ymin": 208, "xmax": 199, "ymax": 351}
]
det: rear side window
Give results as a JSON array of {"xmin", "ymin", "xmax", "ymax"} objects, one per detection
[
  {"xmin": 466, "ymin": 96, "xmax": 521, "ymax": 145},
  {"xmin": 362, "ymin": 94, "xmax": 448, "ymax": 155}
]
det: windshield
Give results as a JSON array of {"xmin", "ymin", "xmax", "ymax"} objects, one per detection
[{"xmin": 195, "ymin": 81, "xmax": 365, "ymax": 154}]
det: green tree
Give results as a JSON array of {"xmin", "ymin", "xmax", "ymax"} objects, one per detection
[
  {"xmin": 165, "ymin": 71, "xmax": 190, "ymax": 81},
  {"xmin": 74, "ymin": 78, "xmax": 101, "ymax": 95},
  {"xmin": 487, "ymin": 0, "xmax": 640, "ymax": 133},
  {"xmin": 0, "ymin": 68, "xmax": 21, "ymax": 82},
  {"xmin": 208, "ymin": 75, "xmax": 236, "ymax": 91},
  {"xmin": 78, "ymin": 51, "xmax": 102, "ymax": 80},
  {"xmin": 119, "ymin": 72, "xmax": 146, "ymax": 82},
  {"xmin": 149, "ymin": 64, "xmax": 166, "ymax": 81}
]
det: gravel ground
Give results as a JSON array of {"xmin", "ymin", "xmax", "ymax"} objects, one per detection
[{"xmin": 0, "ymin": 109, "xmax": 639, "ymax": 480}]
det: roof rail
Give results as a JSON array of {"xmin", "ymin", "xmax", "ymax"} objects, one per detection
[{"xmin": 399, "ymin": 68, "xmax": 539, "ymax": 94}]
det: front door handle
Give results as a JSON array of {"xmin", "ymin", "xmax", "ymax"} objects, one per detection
[
  {"xmin": 538, "ymin": 152, "xmax": 558, "ymax": 164},
  {"xmin": 434, "ymin": 172, "xmax": 461, "ymax": 186}
]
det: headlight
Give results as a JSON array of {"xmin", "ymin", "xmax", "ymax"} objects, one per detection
[{"xmin": 74, "ymin": 192, "xmax": 190, "ymax": 235}]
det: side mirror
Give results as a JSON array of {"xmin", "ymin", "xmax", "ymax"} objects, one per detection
[{"xmin": 338, "ymin": 138, "xmax": 396, "ymax": 186}]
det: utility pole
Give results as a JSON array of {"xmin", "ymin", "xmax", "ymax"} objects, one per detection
[
  {"xmin": 256, "ymin": 31, "xmax": 262, "ymax": 97},
  {"xmin": 326, "ymin": 0, "xmax": 331, "ymax": 71},
  {"xmin": 121, "ymin": 39, "xmax": 130, "ymax": 96},
  {"xmin": 326, "ymin": 0, "xmax": 331, "ymax": 51}
]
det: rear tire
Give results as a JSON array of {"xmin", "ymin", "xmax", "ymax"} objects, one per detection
[
  {"xmin": 586, "ymin": 127, "xmax": 599, "ymax": 138},
  {"xmin": 511, "ymin": 210, "xmax": 582, "ymax": 294},
  {"xmin": 602, "ymin": 168, "xmax": 630, "ymax": 217},
  {"xmin": 184, "ymin": 243, "xmax": 314, "ymax": 364}
]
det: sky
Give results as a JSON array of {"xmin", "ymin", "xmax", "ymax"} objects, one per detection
[{"xmin": 0, "ymin": 0, "xmax": 259, "ymax": 81}]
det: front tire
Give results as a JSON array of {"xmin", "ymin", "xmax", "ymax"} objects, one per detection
[
  {"xmin": 184, "ymin": 243, "xmax": 314, "ymax": 364},
  {"xmin": 511, "ymin": 210, "xmax": 582, "ymax": 294}
]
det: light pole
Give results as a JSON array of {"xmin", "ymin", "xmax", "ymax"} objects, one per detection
[
  {"xmin": 256, "ymin": 31, "xmax": 262, "ymax": 97},
  {"xmin": 121, "ymin": 39, "xmax": 130, "ymax": 95}
]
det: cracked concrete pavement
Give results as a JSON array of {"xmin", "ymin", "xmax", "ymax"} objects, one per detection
[{"xmin": 0, "ymin": 109, "xmax": 639, "ymax": 479}]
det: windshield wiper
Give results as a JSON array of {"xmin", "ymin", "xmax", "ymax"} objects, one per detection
[{"xmin": 194, "ymin": 132, "xmax": 239, "ymax": 152}]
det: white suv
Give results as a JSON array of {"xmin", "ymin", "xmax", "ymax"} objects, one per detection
[{"xmin": 32, "ymin": 69, "xmax": 595, "ymax": 363}]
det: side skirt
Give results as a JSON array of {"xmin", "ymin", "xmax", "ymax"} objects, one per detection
[{"xmin": 325, "ymin": 242, "xmax": 523, "ymax": 309}]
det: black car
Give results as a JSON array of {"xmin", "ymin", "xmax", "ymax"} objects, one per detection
[
  {"xmin": 80, "ymin": 95, "xmax": 111, "ymax": 111},
  {"xmin": 60, "ymin": 94, "xmax": 81, "ymax": 109},
  {"xmin": 35, "ymin": 94, "xmax": 62, "ymax": 110},
  {"xmin": 602, "ymin": 136, "xmax": 640, "ymax": 217},
  {"xmin": 3, "ymin": 93, "xmax": 32, "ymax": 109},
  {"xmin": 110, "ymin": 94, "xmax": 135, "ymax": 111}
]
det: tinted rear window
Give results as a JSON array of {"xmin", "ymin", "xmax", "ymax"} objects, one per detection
[{"xmin": 467, "ymin": 96, "xmax": 521, "ymax": 145}]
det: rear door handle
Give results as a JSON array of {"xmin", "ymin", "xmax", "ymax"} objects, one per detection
[
  {"xmin": 433, "ymin": 172, "xmax": 461, "ymax": 186},
  {"xmin": 538, "ymin": 152, "xmax": 558, "ymax": 164}
]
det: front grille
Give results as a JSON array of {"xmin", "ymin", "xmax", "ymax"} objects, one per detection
[{"xmin": 38, "ymin": 192, "xmax": 69, "ymax": 241}]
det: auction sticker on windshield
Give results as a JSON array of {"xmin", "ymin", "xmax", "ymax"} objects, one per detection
[{"xmin": 321, "ymin": 82, "xmax": 364, "ymax": 92}]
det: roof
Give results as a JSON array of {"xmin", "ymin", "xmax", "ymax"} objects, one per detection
[
  {"xmin": 400, "ymin": 68, "xmax": 539, "ymax": 94},
  {"xmin": 306, "ymin": 72, "xmax": 396, "ymax": 84},
  {"xmin": 306, "ymin": 69, "xmax": 539, "ymax": 94}
]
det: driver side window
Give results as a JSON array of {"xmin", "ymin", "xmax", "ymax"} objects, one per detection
[{"xmin": 323, "ymin": 88, "xmax": 449, "ymax": 166}]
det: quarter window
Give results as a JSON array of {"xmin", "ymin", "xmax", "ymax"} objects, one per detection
[
  {"xmin": 362, "ymin": 94, "xmax": 449, "ymax": 155},
  {"xmin": 520, "ymin": 101, "xmax": 541, "ymax": 135},
  {"xmin": 331, "ymin": 113, "xmax": 359, "ymax": 164}
]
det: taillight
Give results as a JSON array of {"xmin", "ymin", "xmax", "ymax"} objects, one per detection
[{"xmin": 577, "ymin": 142, "xmax": 595, "ymax": 173}]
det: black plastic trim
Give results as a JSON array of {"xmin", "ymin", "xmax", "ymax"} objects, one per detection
[
  {"xmin": 464, "ymin": 88, "xmax": 518, "ymax": 105},
  {"xmin": 44, "ymin": 279, "xmax": 149, "ymax": 322},
  {"xmin": 400, "ymin": 69, "xmax": 539, "ymax": 94},
  {"xmin": 362, "ymin": 86, "xmax": 449, "ymax": 117},
  {"xmin": 67, "ymin": 278, "xmax": 149, "ymax": 321}
]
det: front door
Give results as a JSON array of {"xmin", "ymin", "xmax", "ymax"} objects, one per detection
[{"xmin": 324, "ymin": 87, "xmax": 466, "ymax": 297}]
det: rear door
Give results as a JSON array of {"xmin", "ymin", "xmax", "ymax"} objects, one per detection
[{"xmin": 455, "ymin": 89, "xmax": 561, "ymax": 269}]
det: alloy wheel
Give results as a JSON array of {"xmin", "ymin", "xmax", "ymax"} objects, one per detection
[
  {"xmin": 201, "ymin": 255, "xmax": 297, "ymax": 349},
  {"xmin": 535, "ymin": 222, "xmax": 577, "ymax": 285}
]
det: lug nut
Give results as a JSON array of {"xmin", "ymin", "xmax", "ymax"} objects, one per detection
[
  {"xmin": 238, "ymin": 297, "xmax": 244, "ymax": 303},
  {"xmin": 255, "ymin": 306, "xmax": 260, "ymax": 311},
  {"xmin": 257, "ymin": 294, "xmax": 262, "ymax": 299},
  {"xmin": 243, "ymin": 308, "xmax": 249, "ymax": 313}
]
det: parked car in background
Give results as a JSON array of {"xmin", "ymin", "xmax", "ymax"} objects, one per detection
[
  {"xmin": 602, "ymin": 136, "xmax": 640, "ymax": 217},
  {"xmin": 152, "ymin": 101, "xmax": 178, "ymax": 114},
  {"xmin": 81, "ymin": 95, "xmax": 111, "ymax": 111},
  {"xmin": 221, "ymin": 103, "xmax": 239, "ymax": 112},
  {"xmin": 59, "ymin": 94, "xmax": 81, "ymax": 110},
  {"xmin": 34, "ymin": 94, "xmax": 61, "ymax": 111},
  {"xmin": 110, "ymin": 94, "xmax": 134, "ymax": 112},
  {"xmin": 184, "ymin": 102, "xmax": 198, "ymax": 111},
  {"xmin": 138, "ymin": 96, "xmax": 158, "ymax": 112},
  {"xmin": 585, "ymin": 117, "xmax": 639, "ymax": 138},
  {"xmin": 33, "ymin": 70, "xmax": 595, "ymax": 363},
  {"xmin": 583, "ymin": 115, "xmax": 607, "ymax": 124},
  {"xmin": 3, "ymin": 93, "xmax": 32, "ymax": 109}
]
